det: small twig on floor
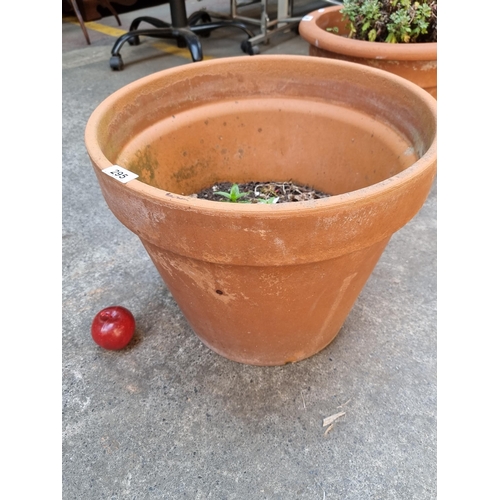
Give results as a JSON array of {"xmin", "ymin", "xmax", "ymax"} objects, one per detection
[
  {"xmin": 324, "ymin": 423, "xmax": 335, "ymax": 436},
  {"xmin": 323, "ymin": 411, "xmax": 346, "ymax": 436},
  {"xmin": 301, "ymin": 391, "xmax": 306, "ymax": 410},
  {"xmin": 337, "ymin": 398, "xmax": 351, "ymax": 408},
  {"xmin": 322, "ymin": 411, "xmax": 346, "ymax": 427}
]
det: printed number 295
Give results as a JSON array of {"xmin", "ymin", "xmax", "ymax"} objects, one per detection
[
  {"xmin": 110, "ymin": 168, "xmax": 128, "ymax": 179},
  {"xmin": 103, "ymin": 165, "xmax": 138, "ymax": 183}
]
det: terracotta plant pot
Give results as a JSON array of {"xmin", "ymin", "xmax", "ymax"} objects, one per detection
[
  {"xmin": 299, "ymin": 6, "xmax": 437, "ymax": 98},
  {"xmin": 85, "ymin": 55, "xmax": 437, "ymax": 366}
]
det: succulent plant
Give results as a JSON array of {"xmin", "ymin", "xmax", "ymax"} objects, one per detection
[{"xmin": 339, "ymin": 0, "xmax": 437, "ymax": 43}]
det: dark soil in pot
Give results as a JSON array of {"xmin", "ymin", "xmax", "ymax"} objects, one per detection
[{"xmin": 193, "ymin": 180, "xmax": 332, "ymax": 204}]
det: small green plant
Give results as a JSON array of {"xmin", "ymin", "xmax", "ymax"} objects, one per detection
[
  {"xmin": 339, "ymin": 0, "xmax": 437, "ymax": 43},
  {"xmin": 258, "ymin": 197, "xmax": 279, "ymax": 204},
  {"xmin": 213, "ymin": 183, "xmax": 280, "ymax": 204},
  {"xmin": 214, "ymin": 183, "xmax": 250, "ymax": 203}
]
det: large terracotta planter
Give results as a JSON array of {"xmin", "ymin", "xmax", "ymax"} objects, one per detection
[
  {"xmin": 85, "ymin": 55, "xmax": 437, "ymax": 366},
  {"xmin": 299, "ymin": 6, "xmax": 437, "ymax": 98}
]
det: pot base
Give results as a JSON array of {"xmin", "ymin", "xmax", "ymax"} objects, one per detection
[{"xmin": 142, "ymin": 236, "xmax": 390, "ymax": 366}]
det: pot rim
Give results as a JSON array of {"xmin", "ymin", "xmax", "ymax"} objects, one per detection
[
  {"xmin": 85, "ymin": 55, "xmax": 437, "ymax": 217},
  {"xmin": 299, "ymin": 5, "xmax": 437, "ymax": 61}
]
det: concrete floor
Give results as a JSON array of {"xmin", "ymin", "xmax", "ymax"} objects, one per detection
[{"xmin": 62, "ymin": 4, "xmax": 437, "ymax": 499}]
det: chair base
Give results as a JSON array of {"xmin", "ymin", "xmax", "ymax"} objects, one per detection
[{"xmin": 109, "ymin": 12, "xmax": 256, "ymax": 70}]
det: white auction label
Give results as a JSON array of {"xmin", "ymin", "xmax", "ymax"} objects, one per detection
[{"xmin": 102, "ymin": 165, "xmax": 139, "ymax": 183}]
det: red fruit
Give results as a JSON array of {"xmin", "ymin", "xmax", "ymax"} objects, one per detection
[{"xmin": 91, "ymin": 306, "xmax": 135, "ymax": 350}]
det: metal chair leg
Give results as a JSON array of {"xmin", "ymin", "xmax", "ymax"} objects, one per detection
[
  {"xmin": 99, "ymin": 0, "xmax": 122, "ymax": 26},
  {"xmin": 69, "ymin": 0, "xmax": 91, "ymax": 45}
]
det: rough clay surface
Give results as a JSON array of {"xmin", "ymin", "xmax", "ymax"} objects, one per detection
[{"xmin": 63, "ymin": 6, "xmax": 436, "ymax": 499}]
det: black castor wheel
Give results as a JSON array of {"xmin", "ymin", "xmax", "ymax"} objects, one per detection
[
  {"xmin": 110, "ymin": 55, "xmax": 124, "ymax": 71},
  {"xmin": 127, "ymin": 36, "xmax": 140, "ymax": 46},
  {"xmin": 241, "ymin": 40, "xmax": 259, "ymax": 55}
]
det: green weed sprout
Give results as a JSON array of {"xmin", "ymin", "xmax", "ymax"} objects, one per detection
[{"xmin": 214, "ymin": 184, "xmax": 250, "ymax": 203}]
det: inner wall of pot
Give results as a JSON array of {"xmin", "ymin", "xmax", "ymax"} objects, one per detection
[
  {"xmin": 315, "ymin": 8, "xmax": 350, "ymax": 35},
  {"xmin": 115, "ymin": 97, "xmax": 418, "ymax": 196}
]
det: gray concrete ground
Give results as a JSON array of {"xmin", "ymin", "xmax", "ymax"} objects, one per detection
[{"xmin": 62, "ymin": 4, "xmax": 436, "ymax": 499}]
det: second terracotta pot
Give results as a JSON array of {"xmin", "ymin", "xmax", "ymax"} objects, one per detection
[
  {"xmin": 299, "ymin": 6, "xmax": 437, "ymax": 98},
  {"xmin": 85, "ymin": 55, "xmax": 437, "ymax": 366}
]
